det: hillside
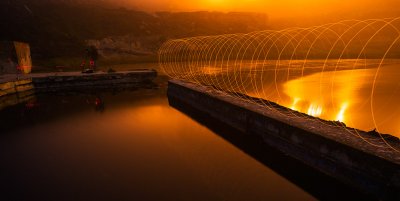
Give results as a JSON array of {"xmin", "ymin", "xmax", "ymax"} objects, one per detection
[{"xmin": 0, "ymin": 0, "xmax": 269, "ymax": 66}]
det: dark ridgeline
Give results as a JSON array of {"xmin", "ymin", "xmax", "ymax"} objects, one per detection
[{"xmin": 0, "ymin": 0, "xmax": 268, "ymax": 62}]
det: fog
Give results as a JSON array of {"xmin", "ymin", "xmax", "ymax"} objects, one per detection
[
  {"xmin": 86, "ymin": 0, "xmax": 398, "ymax": 27},
  {"xmin": 8, "ymin": 0, "xmax": 398, "ymax": 26},
  {"xmin": 119, "ymin": 0, "xmax": 399, "ymax": 18}
]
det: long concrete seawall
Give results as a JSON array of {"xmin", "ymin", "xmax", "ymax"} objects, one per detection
[
  {"xmin": 30, "ymin": 70, "xmax": 157, "ymax": 92},
  {"xmin": 0, "ymin": 70, "xmax": 157, "ymax": 95},
  {"xmin": 0, "ymin": 70, "xmax": 157, "ymax": 109},
  {"xmin": 167, "ymin": 79, "xmax": 400, "ymax": 200}
]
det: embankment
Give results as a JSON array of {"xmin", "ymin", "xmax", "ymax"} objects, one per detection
[{"xmin": 0, "ymin": 70, "xmax": 157, "ymax": 109}]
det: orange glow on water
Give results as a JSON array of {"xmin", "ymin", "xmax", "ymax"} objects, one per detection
[
  {"xmin": 283, "ymin": 68, "xmax": 368, "ymax": 126},
  {"xmin": 336, "ymin": 103, "xmax": 348, "ymax": 122},
  {"xmin": 290, "ymin": 98, "xmax": 300, "ymax": 110},
  {"xmin": 307, "ymin": 103, "xmax": 323, "ymax": 117}
]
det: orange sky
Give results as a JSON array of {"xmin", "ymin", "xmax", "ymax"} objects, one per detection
[{"xmin": 125, "ymin": 0, "xmax": 399, "ymax": 18}]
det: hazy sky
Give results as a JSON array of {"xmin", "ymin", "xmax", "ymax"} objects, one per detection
[{"xmin": 121, "ymin": 0, "xmax": 399, "ymax": 18}]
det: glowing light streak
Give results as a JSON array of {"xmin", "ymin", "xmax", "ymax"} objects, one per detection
[{"xmin": 158, "ymin": 17, "xmax": 400, "ymax": 152}]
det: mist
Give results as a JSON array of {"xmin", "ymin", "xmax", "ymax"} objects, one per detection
[
  {"xmin": 8, "ymin": 0, "xmax": 399, "ymax": 26},
  {"xmin": 117, "ymin": 0, "xmax": 399, "ymax": 18},
  {"xmin": 86, "ymin": 0, "xmax": 400, "ymax": 27}
]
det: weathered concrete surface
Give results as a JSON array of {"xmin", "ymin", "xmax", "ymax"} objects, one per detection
[
  {"xmin": 0, "ymin": 70, "xmax": 157, "ymax": 95},
  {"xmin": 30, "ymin": 70, "xmax": 157, "ymax": 92},
  {"xmin": 0, "ymin": 70, "xmax": 157, "ymax": 109},
  {"xmin": 168, "ymin": 79, "xmax": 400, "ymax": 200}
]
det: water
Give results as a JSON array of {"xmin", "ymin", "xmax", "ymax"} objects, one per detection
[
  {"xmin": 0, "ymin": 86, "xmax": 317, "ymax": 200},
  {"xmin": 1, "ymin": 59, "xmax": 393, "ymax": 199},
  {"xmin": 184, "ymin": 59, "xmax": 400, "ymax": 137},
  {"xmin": 255, "ymin": 62, "xmax": 400, "ymax": 137},
  {"xmin": 281, "ymin": 64, "xmax": 400, "ymax": 137}
]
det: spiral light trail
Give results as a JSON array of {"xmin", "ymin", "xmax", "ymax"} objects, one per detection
[{"xmin": 159, "ymin": 18, "xmax": 400, "ymax": 152}]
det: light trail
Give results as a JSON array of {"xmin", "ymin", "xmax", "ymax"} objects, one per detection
[{"xmin": 158, "ymin": 17, "xmax": 400, "ymax": 152}]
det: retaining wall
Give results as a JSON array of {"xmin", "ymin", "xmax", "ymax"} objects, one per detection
[
  {"xmin": 0, "ymin": 70, "xmax": 157, "ymax": 109},
  {"xmin": 31, "ymin": 70, "xmax": 157, "ymax": 92},
  {"xmin": 0, "ymin": 70, "xmax": 157, "ymax": 95}
]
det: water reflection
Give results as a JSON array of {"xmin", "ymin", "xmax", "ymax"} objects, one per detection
[
  {"xmin": 241, "ymin": 61, "xmax": 400, "ymax": 137},
  {"xmin": 282, "ymin": 68, "xmax": 371, "ymax": 124},
  {"xmin": 86, "ymin": 96, "xmax": 105, "ymax": 112},
  {"xmin": 0, "ymin": 89, "xmax": 317, "ymax": 201},
  {"xmin": 0, "ymin": 90, "xmax": 36, "ymax": 111},
  {"xmin": 307, "ymin": 103, "xmax": 323, "ymax": 117},
  {"xmin": 281, "ymin": 64, "xmax": 400, "ymax": 137},
  {"xmin": 169, "ymin": 94, "xmax": 373, "ymax": 201},
  {"xmin": 336, "ymin": 103, "xmax": 348, "ymax": 122},
  {"xmin": 165, "ymin": 59, "xmax": 400, "ymax": 138}
]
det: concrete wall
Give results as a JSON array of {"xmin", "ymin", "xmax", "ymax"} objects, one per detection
[
  {"xmin": 0, "ymin": 70, "xmax": 157, "ymax": 95},
  {"xmin": 167, "ymin": 79, "xmax": 400, "ymax": 200},
  {"xmin": 30, "ymin": 70, "xmax": 157, "ymax": 92},
  {"xmin": 0, "ymin": 70, "xmax": 157, "ymax": 109}
]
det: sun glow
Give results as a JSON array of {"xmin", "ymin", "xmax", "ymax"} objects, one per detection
[
  {"xmin": 200, "ymin": 0, "xmax": 240, "ymax": 11},
  {"xmin": 199, "ymin": 0, "xmax": 328, "ymax": 10},
  {"xmin": 124, "ymin": 0, "xmax": 399, "ymax": 20}
]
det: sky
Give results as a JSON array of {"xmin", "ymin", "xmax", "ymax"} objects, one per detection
[{"xmin": 121, "ymin": 0, "xmax": 400, "ymax": 18}]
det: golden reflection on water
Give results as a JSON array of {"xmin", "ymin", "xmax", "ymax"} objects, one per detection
[
  {"xmin": 0, "ymin": 94, "xmax": 316, "ymax": 201},
  {"xmin": 206, "ymin": 60, "xmax": 400, "ymax": 137},
  {"xmin": 283, "ymin": 68, "xmax": 370, "ymax": 123},
  {"xmin": 336, "ymin": 103, "xmax": 348, "ymax": 122},
  {"xmin": 279, "ymin": 64, "xmax": 400, "ymax": 137}
]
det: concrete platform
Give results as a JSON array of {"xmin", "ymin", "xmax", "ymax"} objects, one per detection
[
  {"xmin": 0, "ymin": 70, "xmax": 157, "ymax": 95},
  {"xmin": 0, "ymin": 70, "xmax": 152, "ymax": 82},
  {"xmin": 0, "ymin": 70, "xmax": 157, "ymax": 109},
  {"xmin": 167, "ymin": 79, "xmax": 400, "ymax": 200}
]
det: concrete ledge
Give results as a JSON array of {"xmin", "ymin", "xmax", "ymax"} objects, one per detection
[
  {"xmin": 0, "ymin": 70, "xmax": 157, "ymax": 109},
  {"xmin": 167, "ymin": 79, "xmax": 400, "ymax": 200},
  {"xmin": 0, "ymin": 70, "xmax": 157, "ymax": 94},
  {"xmin": 30, "ymin": 70, "xmax": 157, "ymax": 92}
]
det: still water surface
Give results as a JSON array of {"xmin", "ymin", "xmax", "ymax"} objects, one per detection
[{"xmin": 0, "ymin": 87, "xmax": 316, "ymax": 200}]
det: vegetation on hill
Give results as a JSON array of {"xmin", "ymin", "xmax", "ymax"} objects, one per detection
[{"xmin": 0, "ymin": 0, "xmax": 269, "ymax": 67}]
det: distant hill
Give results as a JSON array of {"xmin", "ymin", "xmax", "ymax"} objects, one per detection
[{"xmin": 0, "ymin": 0, "xmax": 269, "ymax": 64}]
